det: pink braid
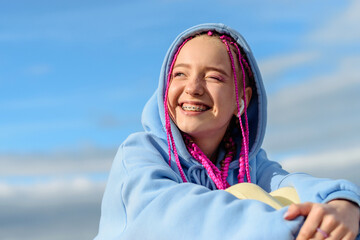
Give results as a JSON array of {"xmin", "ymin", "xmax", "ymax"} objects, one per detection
[
  {"xmin": 183, "ymin": 134, "xmax": 235, "ymax": 190},
  {"xmin": 164, "ymin": 38, "xmax": 192, "ymax": 182},
  {"xmin": 232, "ymin": 43, "xmax": 251, "ymax": 182},
  {"xmin": 220, "ymin": 137, "xmax": 235, "ymax": 189},
  {"xmin": 232, "ymin": 44, "xmax": 250, "ymax": 142},
  {"xmin": 241, "ymin": 58, "xmax": 254, "ymax": 80},
  {"xmin": 220, "ymin": 35, "xmax": 251, "ymax": 183},
  {"xmin": 184, "ymin": 134, "xmax": 224, "ymax": 189}
]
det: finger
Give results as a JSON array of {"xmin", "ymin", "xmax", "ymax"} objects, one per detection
[
  {"xmin": 342, "ymin": 230, "xmax": 357, "ymax": 240},
  {"xmin": 296, "ymin": 204, "xmax": 325, "ymax": 240},
  {"xmin": 285, "ymin": 202, "xmax": 313, "ymax": 220},
  {"xmin": 331, "ymin": 225, "xmax": 353, "ymax": 240},
  {"xmin": 315, "ymin": 214, "xmax": 338, "ymax": 239},
  {"xmin": 314, "ymin": 228, "xmax": 329, "ymax": 239}
]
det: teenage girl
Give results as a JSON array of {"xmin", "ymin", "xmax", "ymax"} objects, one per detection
[{"xmin": 95, "ymin": 23, "xmax": 360, "ymax": 240}]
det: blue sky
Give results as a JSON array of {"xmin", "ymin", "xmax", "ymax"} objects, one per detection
[
  {"xmin": 1, "ymin": 1, "xmax": 360, "ymax": 239},
  {"xmin": 1, "ymin": 0, "xmax": 349, "ymax": 152}
]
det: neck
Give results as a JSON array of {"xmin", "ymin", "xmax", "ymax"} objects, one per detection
[{"xmin": 191, "ymin": 132, "xmax": 225, "ymax": 163}]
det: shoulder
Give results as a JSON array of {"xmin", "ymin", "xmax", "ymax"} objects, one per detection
[
  {"xmin": 108, "ymin": 131, "xmax": 183, "ymax": 184},
  {"xmin": 115, "ymin": 132, "xmax": 170, "ymax": 173},
  {"xmin": 252, "ymin": 148, "xmax": 282, "ymax": 167},
  {"xmin": 123, "ymin": 132, "xmax": 167, "ymax": 150},
  {"xmin": 250, "ymin": 148, "xmax": 274, "ymax": 166},
  {"xmin": 121, "ymin": 132, "xmax": 169, "ymax": 160}
]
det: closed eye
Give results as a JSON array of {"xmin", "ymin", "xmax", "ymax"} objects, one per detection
[
  {"xmin": 208, "ymin": 75, "xmax": 224, "ymax": 82},
  {"xmin": 173, "ymin": 72, "xmax": 185, "ymax": 78}
]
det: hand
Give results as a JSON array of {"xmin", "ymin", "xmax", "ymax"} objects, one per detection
[{"xmin": 284, "ymin": 200, "xmax": 360, "ymax": 240}]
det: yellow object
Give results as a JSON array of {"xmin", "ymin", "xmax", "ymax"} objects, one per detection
[{"xmin": 225, "ymin": 183, "xmax": 300, "ymax": 210}]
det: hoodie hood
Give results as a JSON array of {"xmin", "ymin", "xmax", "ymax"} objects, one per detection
[{"xmin": 142, "ymin": 23, "xmax": 267, "ymax": 165}]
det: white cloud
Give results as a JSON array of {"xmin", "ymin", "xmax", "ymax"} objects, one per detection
[
  {"xmin": 281, "ymin": 146, "xmax": 360, "ymax": 186},
  {"xmin": 263, "ymin": 55, "xmax": 360, "ymax": 154},
  {"xmin": 308, "ymin": 0, "xmax": 360, "ymax": 44},
  {"xmin": 268, "ymin": 55, "xmax": 360, "ymax": 112},
  {"xmin": 0, "ymin": 147, "xmax": 115, "ymax": 176},
  {"xmin": 0, "ymin": 177, "xmax": 105, "ymax": 200},
  {"xmin": 259, "ymin": 51, "xmax": 320, "ymax": 81},
  {"xmin": 0, "ymin": 182, "xmax": 12, "ymax": 197},
  {"xmin": 0, "ymin": 177, "xmax": 104, "ymax": 240},
  {"xmin": 262, "ymin": 0, "xmax": 360, "ymax": 156}
]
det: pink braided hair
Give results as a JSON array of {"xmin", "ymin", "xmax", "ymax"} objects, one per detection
[
  {"xmin": 220, "ymin": 35, "xmax": 251, "ymax": 183},
  {"xmin": 183, "ymin": 133, "xmax": 235, "ymax": 189},
  {"xmin": 163, "ymin": 31, "xmax": 253, "ymax": 186},
  {"xmin": 164, "ymin": 37, "xmax": 192, "ymax": 182}
]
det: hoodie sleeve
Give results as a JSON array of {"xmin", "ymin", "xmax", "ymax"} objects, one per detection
[
  {"xmin": 255, "ymin": 149, "xmax": 360, "ymax": 239},
  {"xmin": 255, "ymin": 149, "xmax": 360, "ymax": 207},
  {"xmin": 95, "ymin": 134, "xmax": 304, "ymax": 240}
]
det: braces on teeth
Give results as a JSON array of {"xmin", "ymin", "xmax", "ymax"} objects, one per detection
[{"xmin": 182, "ymin": 105, "xmax": 206, "ymax": 111}]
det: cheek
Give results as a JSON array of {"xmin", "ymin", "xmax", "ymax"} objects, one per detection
[
  {"xmin": 167, "ymin": 82, "xmax": 181, "ymax": 111},
  {"xmin": 215, "ymin": 87, "xmax": 237, "ymax": 113},
  {"xmin": 212, "ymin": 86, "xmax": 235, "ymax": 102},
  {"xmin": 167, "ymin": 82, "xmax": 183, "ymax": 102}
]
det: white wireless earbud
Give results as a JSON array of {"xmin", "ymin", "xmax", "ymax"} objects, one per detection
[{"xmin": 237, "ymin": 99, "xmax": 245, "ymax": 118}]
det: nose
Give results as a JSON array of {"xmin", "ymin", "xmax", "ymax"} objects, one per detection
[{"xmin": 185, "ymin": 76, "xmax": 204, "ymax": 96}]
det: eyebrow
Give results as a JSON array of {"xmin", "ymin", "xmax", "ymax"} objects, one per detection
[
  {"xmin": 173, "ymin": 63, "xmax": 230, "ymax": 77},
  {"xmin": 173, "ymin": 63, "xmax": 191, "ymax": 69}
]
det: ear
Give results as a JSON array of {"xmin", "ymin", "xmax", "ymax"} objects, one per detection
[
  {"xmin": 234, "ymin": 99, "xmax": 245, "ymax": 117},
  {"xmin": 244, "ymin": 86, "xmax": 252, "ymax": 107},
  {"xmin": 234, "ymin": 87, "xmax": 252, "ymax": 117},
  {"xmin": 233, "ymin": 87, "xmax": 253, "ymax": 117}
]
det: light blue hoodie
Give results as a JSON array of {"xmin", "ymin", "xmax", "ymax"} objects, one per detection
[{"xmin": 95, "ymin": 23, "xmax": 360, "ymax": 240}]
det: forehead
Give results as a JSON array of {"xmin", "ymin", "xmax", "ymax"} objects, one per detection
[{"xmin": 175, "ymin": 36, "xmax": 230, "ymax": 66}]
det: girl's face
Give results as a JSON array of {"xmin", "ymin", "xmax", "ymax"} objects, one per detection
[{"xmin": 167, "ymin": 35, "xmax": 242, "ymax": 141}]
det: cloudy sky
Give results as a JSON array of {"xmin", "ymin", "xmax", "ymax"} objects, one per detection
[{"xmin": 1, "ymin": 0, "xmax": 359, "ymax": 239}]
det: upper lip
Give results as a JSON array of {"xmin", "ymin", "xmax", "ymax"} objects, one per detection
[{"xmin": 179, "ymin": 101, "xmax": 210, "ymax": 108}]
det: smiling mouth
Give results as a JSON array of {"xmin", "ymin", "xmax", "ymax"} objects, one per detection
[{"xmin": 181, "ymin": 103, "xmax": 209, "ymax": 112}]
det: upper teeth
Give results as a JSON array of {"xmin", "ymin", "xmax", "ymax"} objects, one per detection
[{"xmin": 182, "ymin": 104, "xmax": 207, "ymax": 112}]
